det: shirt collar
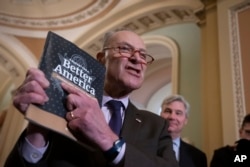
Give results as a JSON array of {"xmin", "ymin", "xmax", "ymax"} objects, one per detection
[
  {"xmin": 173, "ymin": 137, "xmax": 181, "ymax": 147},
  {"xmin": 102, "ymin": 94, "xmax": 129, "ymax": 109}
]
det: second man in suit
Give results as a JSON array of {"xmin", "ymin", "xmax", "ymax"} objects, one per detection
[{"xmin": 160, "ymin": 94, "xmax": 207, "ymax": 167}]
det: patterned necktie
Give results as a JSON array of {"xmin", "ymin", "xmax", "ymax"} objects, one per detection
[{"xmin": 106, "ymin": 100, "xmax": 123, "ymax": 135}]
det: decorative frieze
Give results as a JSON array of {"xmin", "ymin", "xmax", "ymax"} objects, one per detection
[
  {"xmin": 229, "ymin": 1, "xmax": 250, "ymax": 129},
  {"xmin": 0, "ymin": 0, "xmax": 119, "ymax": 29},
  {"xmin": 85, "ymin": 6, "xmax": 201, "ymax": 54}
]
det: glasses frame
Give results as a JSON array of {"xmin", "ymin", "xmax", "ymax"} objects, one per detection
[{"xmin": 103, "ymin": 45, "xmax": 154, "ymax": 64}]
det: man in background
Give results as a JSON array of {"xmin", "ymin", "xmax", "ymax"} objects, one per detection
[
  {"xmin": 210, "ymin": 114, "xmax": 250, "ymax": 167},
  {"xmin": 160, "ymin": 94, "xmax": 207, "ymax": 167}
]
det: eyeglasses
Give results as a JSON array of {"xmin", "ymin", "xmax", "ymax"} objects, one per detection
[{"xmin": 103, "ymin": 45, "xmax": 154, "ymax": 64}]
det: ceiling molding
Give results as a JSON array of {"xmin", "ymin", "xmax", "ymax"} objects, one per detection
[
  {"xmin": 0, "ymin": 33, "xmax": 37, "ymax": 86},
  {"xmin": 0, "ymin": 0, "xmax": 120, "ymax": 30},
  {"xmin": 76, "ymin": 1, "xmax": 204, "ymax": 55}
]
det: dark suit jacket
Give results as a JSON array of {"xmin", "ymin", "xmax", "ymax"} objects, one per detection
[
  {"xmin": 179, "ymin": 140, "xmax": 207, "ymax": 167},
  {"xmin": 4, "ymin": 102, "xmax": 179, "ymax": 167},
  {"xmin": 210, "ymin": 145, "xmax": 235, "ymax": 167},
  {"xmin": 210, "ymin": 139, "xmax": 250, "ymax": 167}
]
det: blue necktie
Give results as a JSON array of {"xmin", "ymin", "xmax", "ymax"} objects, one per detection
[
  {"xmin": 107, "ymin": 100, "xmax": 123, "ymax": 135},
  {"xmin": 173, "ymin": 141, "xmax": 179, "ymax": 161}
]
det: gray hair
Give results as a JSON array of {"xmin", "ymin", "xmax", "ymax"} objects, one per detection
[
  {"xmin": 102, "ymin": 27, "xmax": 134, "ymax": 49},
  {"xmin": 161, "ymin": 94, "xmax": 190, "ymax": 117}
]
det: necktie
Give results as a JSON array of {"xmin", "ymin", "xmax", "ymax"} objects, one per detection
[
  {"xmin": 173, "ymin": 141, "xmax": 179, "ymax": 161},
  {"xmin": 106, "ymin": 100, "xmax": 123, "ymax": 135}
]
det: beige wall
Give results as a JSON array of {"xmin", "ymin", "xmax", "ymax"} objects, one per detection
[
  {"xmin": 218, "ymin": 0, "xmax": 249, "ymax": 142},
  {"xmin": 202, "ymin": 0, "xmax": 250, "ymax": 163},
  {"xmin": 200, "ymin": 2, "xmax": 222, "ymax": 162}
]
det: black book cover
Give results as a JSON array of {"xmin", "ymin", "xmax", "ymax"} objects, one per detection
[{"xmin": 25, "ymin": 31, "xmax": 105, "ymax": 144}]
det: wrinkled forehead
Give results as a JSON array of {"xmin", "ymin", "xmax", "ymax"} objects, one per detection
[{"xmin": 108, "ymin": 30, "xmax": 146, "ymax": 49}]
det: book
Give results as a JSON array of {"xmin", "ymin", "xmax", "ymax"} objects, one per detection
[{"xmin": 25, "ymin": 31, "xmax": 106, "ymax": 146}]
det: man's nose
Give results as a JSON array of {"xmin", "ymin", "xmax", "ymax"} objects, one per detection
[
  {"xmin": 129, "ymin": 51, "xmax": 145, "ymax": 64},
  {"xmin": 131, "ymin": 50, "xmax": 141, "ymax": 59},
  {"xmin": 168, "ymin": 113, "xmax": 176, "ymax": 119}
]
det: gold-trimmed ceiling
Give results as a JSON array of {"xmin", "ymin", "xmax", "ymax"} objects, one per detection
[
  {"xmin": 0, "ymin": 0, "xmax": 120, "ymax": 30},
  {"xmin": 80, "ymin": 3, "xmax": 204, "ymax": 55}
]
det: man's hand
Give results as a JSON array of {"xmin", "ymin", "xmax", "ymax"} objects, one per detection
[
  {"xmin": 13, "ymin": 68, "xmax": 50, "ymax": 147},
  {"xmin": 13, "ymin": 68, "xmax": 49, "ymax": 114},
  {"xmin": 62, "ymin": 82, "xmax": 118, "ymax": 151}
]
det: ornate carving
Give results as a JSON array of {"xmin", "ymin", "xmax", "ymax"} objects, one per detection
[
  {"xmin": 0, "ymin": 0, "xmax": 119, "ymax": 29},
  {"xmin": 85, "ymin": 6, "xmax": 201, "ymax": 54},
  {"xmin": 11, "ymin": 0, "xmax": 61, "ymax": 4},
  {"xmin": 229, "ymin": 2, "xmax": 250, "ymax": 129}
]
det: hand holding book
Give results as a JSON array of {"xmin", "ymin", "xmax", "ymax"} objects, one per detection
[{"xmin": 23, "ymin": 31, "xmax": 106, "ymax": 146}]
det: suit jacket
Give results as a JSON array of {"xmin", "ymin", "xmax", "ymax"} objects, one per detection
[
  {"xmin": 210, "ymin": 145, "xmax": 235, "ymax": 167},
  {"xmin": 4, "ymin": 102, "xmax": 179, "ymax": 167},
  {"xmin": 179, "ymin": 140, "xmax": 207, "ymax": 167},
  {"xmin": 210, "ymin": 139, "xmax": 250, "ymax": 167}
]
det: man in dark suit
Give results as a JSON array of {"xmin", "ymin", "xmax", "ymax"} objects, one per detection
[
  {"xmin": 210, "ymin": 114, "xmax": 250, "ymax": 167},
  {"xmin": 4, "ymin": 28, "xmax": 179, "ymax": 167},
  {"xmin": 160, "ymin": 94, "xmax": 207, "ymax": 167}
]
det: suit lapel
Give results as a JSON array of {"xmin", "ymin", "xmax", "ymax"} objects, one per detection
[
  {"xmin": 120, "ymin": 101, "xmax": 142, "ymax": 143},
  {"xmin": 179, "ymin": 140, "xmax": 195, "ymax": 167}
]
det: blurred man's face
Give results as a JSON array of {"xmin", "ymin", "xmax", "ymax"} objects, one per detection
[
  {"xmin": 160, "ymin": 101, "xmax": 188, "ymax": 138},
  {"xmin": 240, "ymin": 123, "xmax": 250, "ymax": 140}
]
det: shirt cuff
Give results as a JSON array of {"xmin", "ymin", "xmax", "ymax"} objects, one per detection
[
  {"xmin": 112, "ymin": 143, "xmax": 126, "ymax": 164},
  {"xmin": 20, "ymin": 137, "xmax": 49, "ymax": 163}
]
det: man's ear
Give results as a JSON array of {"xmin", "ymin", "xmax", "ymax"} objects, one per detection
[
  {"xmin": 96, "ymin": 52, "xmax": 105, "ymax": 64},
  {"xmin": 239, "ymin": 128, "xmax": 243, "ymax": 135}
]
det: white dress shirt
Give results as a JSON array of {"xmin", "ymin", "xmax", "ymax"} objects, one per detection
[{"xmin": 21, "ymin": 94, "xmax": 129, "ymax": 164}]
